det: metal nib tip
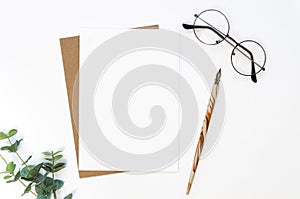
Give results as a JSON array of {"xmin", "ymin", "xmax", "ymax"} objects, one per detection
[{"xmin": 215, "ymin": 68, "xmax": 222, "ymax": 84}]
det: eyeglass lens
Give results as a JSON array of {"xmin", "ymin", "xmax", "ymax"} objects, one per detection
[
  {"xmin": 193, "ymin": 9, "xmax": 230, "ymax": 45},
  {"xmin": 231, "ymin": 40, "xmax": 266, "ymax": 76}
]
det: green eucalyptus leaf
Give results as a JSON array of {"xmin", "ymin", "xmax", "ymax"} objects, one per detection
[
  {"xmin": 22, "ymin": 155, "xmax": 32, "ymax": 165},
  {"xmin": 64, "ymin": 193, "xmax": 73, "ymax": 199},
  {"xmin": 0, "ymin": 132, "xmax": 8, "ymax": 140},
  {"xmin": 44, "ymin": 157, "xmax": 53, "ymax": 162},
  {"xmin": 37, "ymin": 194, "xmax": 48, "ymax": 199},
  {"xmin": 0, "ymin": 139, "xmax": 23, "ymax": 153},
  {"xmin": 43, "ymin": 167, "xmax": 52, "ymax": 173},
  {"xmin": 35, "ymin": 172, "xmax": 50, "ymax": 185},
  {"xmin": 30, "ymin": 173, "xmax": 44, "ymax": 183},
  {"xmin": 4, "ymin": 175, "xmax": 12, "ymax": 179},
  {"xmin": 54, "ymin": 162, "xmax": 66, "ymax": 172},
  {"xmin": 20, "ymin": 167, "xmax": 29, "ymax": 178},
  {"xmin": 20, "ymin": 165, "xmax": 34, "ymax": 179},
  {"xmin": 54, "ymin": 179, "xmax": 64, "ymax": 191},
  {"xmin": 35, "ymin": 184, "xmax": 44, "ymax": 195},
  {"xmin": 42, "ymin": 162, "xmax": 53, "ymax": 172},
  {"xmin": 0, "ymin": 146, "xmax": 10, "ymax": 151},
  {"xmin": 53, "ymin": 151, "xmax": 62, "ymax": 156},
  {"xmin": 42, "ymin": 167, "xmax": 52, "ymax": 172},
  {"xmin": 42, "ymin": 152, "xmax": 52, "ymax": 156},
  {"xmin": 7, "ymin": 170, "xmax": 20, "ymax": 183},
  {"xmin": 42, "ymin": 177, "xmax": 62, "ymax": 192},
  {"xmin": 8, "ymin": 129, "xmax": 17, "ymax": 138},
  {"xmin": 36, "ymin": 177, "xmax": 54, "ymax": 193},
  {"xmin": 27, "ymin": 163, "xmax": 43, "ymax": 179},
  {"xmin": 43, "ymin": 162, "xmax": 53, "ymax": 168},
  {"xmin": 22, "ymin": 182, "xmax": 32, "ymax": 196},
  {"xmin": 6, "ymin": 161, "xmax": 16, "ymax": 175},
  {"xmin": 14, "ymin": 139, "xmax": 23, "ymax": 150},
  {"xmin": 53, "ymin": 155, "xmax": 63, "ymax": 162}
]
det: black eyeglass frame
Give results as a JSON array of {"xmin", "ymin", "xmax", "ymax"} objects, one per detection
[{"xmin": 182, "ymin": 9, "xmax": 267, "ymax": 83}]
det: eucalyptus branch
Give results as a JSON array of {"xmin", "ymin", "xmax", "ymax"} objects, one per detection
[
  {"xmin": 7, "ymin": 137, "xmax": 30, "ymax": 171},
  {"xmin": 52, "ymin": 151, "xmax": 57, "ymax": 199},
  {"xmin": 0, "ymin": 129, "xmax": 73, "ymax": 199},
  {"xmin": 0, "ymin": 153, "xmax": 37, "ymax": 196}
]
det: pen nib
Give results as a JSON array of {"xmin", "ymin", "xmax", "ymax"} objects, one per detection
[{"xmin": 215, "ymin": 68, "xmax": 222, "ymax": 84}]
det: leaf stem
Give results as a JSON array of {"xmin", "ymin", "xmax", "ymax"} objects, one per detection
[
  {"xmin": 8, "ymin": 138, "xmax": 30, "ymax": 170},
  {"xmin": 0, "ymin": 153, "xmax": 8, "ymax": 165},
  {"xmin": 52, "ymin": 151, "xmax": 57, "ymax": 199}
]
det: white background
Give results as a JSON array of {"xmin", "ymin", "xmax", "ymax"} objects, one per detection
[{"xmin": 0, "ymin": 0, "xmax": 300, "ymax": 198}]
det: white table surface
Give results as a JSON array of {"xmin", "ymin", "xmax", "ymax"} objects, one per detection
[{"xmin": 0, "ymin": 0, "xmax": 300, "ymax": 198}]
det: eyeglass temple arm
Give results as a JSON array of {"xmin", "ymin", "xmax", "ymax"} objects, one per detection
[
  {"xmin": 182, "ymin": 23, "xmax": 226, "ymax": 43},
  {"xmin": 232, "ymin": 38, "xmax": 257, "ymax": 83},
  {"xmin": 226, "ymin": 35, "xmax": 257, "ymax": 83}
]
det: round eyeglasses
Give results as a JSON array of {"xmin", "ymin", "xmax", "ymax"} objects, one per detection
[{"xmin": 183, "ymin": 9, "xmax": 267, "ymax": 83}]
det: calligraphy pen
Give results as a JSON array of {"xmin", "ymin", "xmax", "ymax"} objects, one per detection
[{"xmin": 186, "ymin": 68, "xmax": 222, "ymax": 195}]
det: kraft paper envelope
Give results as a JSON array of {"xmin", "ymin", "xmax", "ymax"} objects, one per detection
[{"xmin": 60, "ymin": 25, "xmax": 159, "ymax": 178}]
